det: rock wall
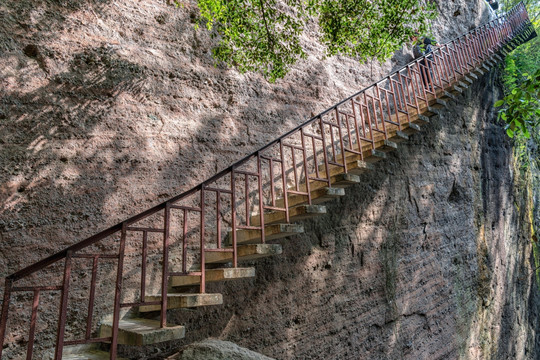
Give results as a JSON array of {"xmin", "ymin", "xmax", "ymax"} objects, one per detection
[{"xmin": 1, "ymin": 0, "xmax": 538, "ymax": 359}]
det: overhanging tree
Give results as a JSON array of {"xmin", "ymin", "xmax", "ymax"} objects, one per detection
[{"xmin": 182, "ymin": 0, "xmax": 437, "ymax": 82}]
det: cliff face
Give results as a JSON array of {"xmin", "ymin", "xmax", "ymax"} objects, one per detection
[{"xmin": 0, "ymin": 0, "xmax": 538, "ymax": 359}]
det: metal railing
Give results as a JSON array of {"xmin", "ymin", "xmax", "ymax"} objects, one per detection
[{"xmin": 0, "ymin": 2, "xmax": 535, "ymax": 359}]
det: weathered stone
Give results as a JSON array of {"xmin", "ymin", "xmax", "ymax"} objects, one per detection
[
  {"xmin": 169, "ymin": 267, "xmax": 256, "ymax": 287},
  {"xmin": 99, "ymin": 318, "xmax": 185, "ymax": 346},
  {"xmin": 140, "ymin": 293, "xmax": 223, "ymax": 312},
  {"xmin": 173, "ymin": 339, "xmax": 275, "ymax": 360}
]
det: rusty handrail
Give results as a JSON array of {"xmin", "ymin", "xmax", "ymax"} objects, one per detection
[{"xmin": 0, "ymin": 2, "xmax": 535, "ymax": 359}]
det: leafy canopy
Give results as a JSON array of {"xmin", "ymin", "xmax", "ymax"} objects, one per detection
[
  {"xmin": 495, "ymin": 69, "xmax": 540, "ymax": 139},
  {"xmin": 495, "ymin": 0, "xmax": 539, "ymax": 141},
  {"xmin": 182, "ymin": 0, "xmax": 437, "ymax": 82}
]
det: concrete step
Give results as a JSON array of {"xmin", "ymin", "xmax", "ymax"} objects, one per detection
[
  {"xmin": 416, "ymin": 114, "xmax": 431, "ymax": 124},
  {"xmin": 252, "ymin": 204, "xmax": 327, "ymax": 226},
  {"xmin": 473, "ymin": 67, "xmax": 485, "ymax": 76},
  {"xmin": 462, "ymin": 75, "xmax": 474, "ymax": 85},
  {"xmin": 392, "ymin": 130, "xmax": 409, "ymax": 143},
  {"xmin": 401, "ymin": 122, "xmax": 421, "ymax": 135},
  {"xmin": 233, "ymin": 223, "xmax": 303, "ymax": 245},
  {"xmin": 424, "ymin": 106, "xmax": 440, "ymax": 116},
  {"xmin": 307, "ymin": 186, "xmax": 345, "ymax": 204},
  {"xmin": 442, "ymin": 91, "xmax": 458, "ymax": 101},
  {"xmin": 99, "ymin": 318, "xmax": 185, "ymax": 346},
  {"xmin": 365, "ymin": 149, "xmax": 387, "ymax": 163},
  {"xmin": 457, "ymin": 80, "xmax": 469, "ymax": 89},
  {"xmin": 277, "ymin": 186, "xmax": 345, "ymax": 208},
  {"xmin": 432, "ymin": 98, "xmax": 448, "ymax": 109},
  {"xmin": 139, "ymin": 293, "xmax": 223, "ymax": 312},
  {"xmin": 169, "ymin": 267, "xmax": 256, "ymax": 288},
  {"xmin": 205, "ymin": 244, "xmax": 282, "ymax": 264},
  {"xmin": 347, "ymin": 160, "xmax": 375, "ymax": 175},
  {"xmin": 331, "ymin": 173, "xmax": 361, "ymax": 187}
]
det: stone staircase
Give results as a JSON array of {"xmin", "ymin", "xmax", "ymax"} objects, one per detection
[{"xmin": 0, "ymin": 3, "xmax": 536, "ymax": 359}]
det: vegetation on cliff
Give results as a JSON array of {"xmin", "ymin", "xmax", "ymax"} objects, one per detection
[
  {"xmin": 496, "ymin": 0, "xmax": 540, "ymax": 283},
  {"xmin": 180, "ymin": 0, "xmax": 437, "ymax": 82},
  {"xmin": 496, "ymin": 0, "xmax": 539, "ymax": 146}
]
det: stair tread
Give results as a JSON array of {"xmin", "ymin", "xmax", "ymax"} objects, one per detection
[
  {"xmin": 249, "ymin": 204, "xmax": 326, "ymax": 226},
  {"xmin": 100, "ymin": 318, "xmax": 185, "ymax": 346},
  {"xmin": 205, "ymin": 243, "xmax": 282, "ymax": 264},
  {"xmin": 233, "ymin": 223, "xmax": 303, "ymax": 244},
  {"xmin": 170, "ymin": 267, "xmax": 256, "ymax": 287},
  {"xmin": 140, "ymin": 293, "xmax": 223, "ymax": 312}
]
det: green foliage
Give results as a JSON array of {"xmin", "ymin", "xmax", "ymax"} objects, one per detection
[
  {"xmin": 192, "ymin": 0, "xmax": 307, "ymax": 82},
  {"xmin": 182, "ymin": 0, "xmax": 437, "ymax": 82},
  {"xmin": 496, "ymin": 69, "xmax": 540, "ymax": 139},
  {"xmin": 495, "ymin": 1, "xmax": 539, "ymax": 161},
  {"xmin": 314, "ymin": 0, "xmax": 437, "ymax": 63}
]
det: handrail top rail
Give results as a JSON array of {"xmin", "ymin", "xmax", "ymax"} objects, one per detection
[{"xmin": 6, "ymin": 1, "xmax": 531, "ymax": 282}]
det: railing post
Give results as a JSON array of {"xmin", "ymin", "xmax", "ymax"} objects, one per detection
[
  {"xmin": 279, "ymin": 140, "xmax": 290, "ymax": 223},
  {"xmin": 257, "ymin": 153, "xmax": 266, "ymax": 243},
  {"xmin": 0, "ymin": 278, "xmax": 13, "ymax": 360},
  {"xmin": 110, "ymin": 224, "xmax": 127, "ymax": 360},
  {"xmin": 199, "ymin": 187, "xmax": 206, "ymax": 293},
  {"xmin": 319, "ymin": 117, "xmax": 332, "ymax": 187},
  {"xmin": 160, "ymin": 203, "xmax": 171, "ymax": 328},
  {"xmin": 26, "ymin": 289, "xmax": 40, "ymax": 360},
  {"xmin": 231, "ymin": 171, "xmax": 238, "ymax": 268},
  {"xmin": 55, "ymin": 251, "xmax": 72, "ymax": 360}
]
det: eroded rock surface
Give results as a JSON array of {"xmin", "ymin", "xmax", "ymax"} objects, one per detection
[
  {"xmin": 1, "ymin": 0, "xmax": 538, "ymax": 359},
  {"xmin": 172, "ymin": 339, "xmax": 275, "ymax": 360}
]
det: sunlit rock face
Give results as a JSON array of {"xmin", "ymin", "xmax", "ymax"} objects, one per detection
[{"xmin": 1, "ymin": 0, "xmax": 538, "ymax": 359}]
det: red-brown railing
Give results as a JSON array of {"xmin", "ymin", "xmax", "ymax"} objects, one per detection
[{"xmin": 0, "ymin": 2, "xmax": 535, "ymax": 359}]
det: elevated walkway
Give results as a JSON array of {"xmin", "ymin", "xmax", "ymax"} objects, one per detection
[{"xmin": 0, "ymin": 2, "xmax": 536, "ymax": 359}]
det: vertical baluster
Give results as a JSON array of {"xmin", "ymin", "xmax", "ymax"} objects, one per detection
[
  {"xmin": 268, "ymin": 157, "xmax": 275, "ymax": 207},
  {"xmin": 141, "ymin": 232, "xmax": 148, "ymax": 302},
  {"xmin": 447, "ymin": 44, "xmax": 459, "ymax": 83},
  {"xmin": 350, "ymin": 99, "xmax": 363, "ymax": 157},
  {"xmin": 319, "ymin": 117, "xmax": 331, "ymax": 187},
  {"xmin": 55, "ymin": 251, "xmax": 72, "ymax": 360},
  {"xmin": 290, "ymin": 145, "xmax": 299, "ymax": 193},
  {"xmin": 335, "ymin": 111, "xmax": 347, "ymax": 173},
  {"xmin": 244, "ymin": 176, "xmax": 250, "ymax": 227},
  {"xmin": 363, "ymin": 93, "xmax": 376, "ymax": 147},
  {"xmin": 300, "ymin": 130, "xmax": 312, "ymax": 205},
  {"xmin": 311, "ymin": 136, "xmax": 320, "ymax": 179},
  {"xmin": 160, "ymin": 203, "xmax": 170, "ymax": 328},
  {"xmin": 390, "ymin": 80, "xmax": 402, "ymax": 129},
  {"xmin": 432, "ymin": 50, "xmax": 444, "ymax": 91},
  {"xmin": 199, "ymin": 188, "xmax": 206, "ymax": 293},
  {"xmin": 454, "ymin": 39, "xmax": 465, "ymax": 76},
  {"xmin": 328, "ymin": 116, "xmax": 337, "ymax": 163},
  {"xmin": 86, "ymin": 255, "xmax": 99, "ymax": 340},
  {"xmin": 406, "ymin": 65, "xmax": 420, "ymax": 115},
  {"xmin": 279, "ymin": 140, "xmax": 290, "ymax": 223},
  {"xmin": 231, "ymin": 171, "xmax": 237, "ymax": 268},
  {"xmin": 418, "ymin": 62, "xmax": 429, "ymax": 105},
  {"xmin": 182, "ymin": 210, "xmax": 188, "ymax": 273},
  {"xmin": 26, "ymin": 289, "xmax": 40, "ymax": 360},
  {"xmin": 397, "ymin": 72, "xmax": 410, "ymax": 126},
  {"xmin": 110, "ymin": 224, "xmax": 126, "ymax": 360},
  {"xmin": 0, "ymin": 278, "xmax": 12, "ymax": 360},
  {"xmin": 469, "ymin": 34, "xmax": 479, "ymax": 69},
  {"xmin": 375, "ymin": 86, "xmax": 388, "ymax": 137},
  {"xmin": 257, "ymin": 154, "xmax": 265, "ymax": 243},
  {"xmin": 216, "ymin": 191, "xmax": 221, "ymax": 249},
  {"xmin": 382, "ymin": 86, "xmax": 392, "ymax": 124}
]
